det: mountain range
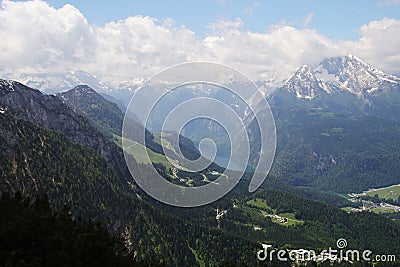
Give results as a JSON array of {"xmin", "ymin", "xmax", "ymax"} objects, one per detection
[
  {"xmin": 3, "ymin": 54, "xmax": 400, "ymax": 192},
  {"xmin": 2, "ymin": 54, "xmax": 400, "ymax": 265},
  {"xmin": 5, "ymin": 69, "xmax": 143, "ymax": 108},
  {"xmin": 4, "ymin": 54, "xmax": 400, "ymax": 120}
]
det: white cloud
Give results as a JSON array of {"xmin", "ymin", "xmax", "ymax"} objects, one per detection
[
  {"xmin": 208, "ymin": 18, "xmax": 243, "ymax": 33},
  {"xmin": 0, "ymin": 0, "xmax": 399, "ymax": 88},
  {"xmin": 204, "ymin": 21, "xmax": 340, "ymax": 83},
  {"xmin": 93, "ymin": 15, "xmax": 201, "ymax": 82},
  {"xmin": 0, "ymin": 0, "xmax": 96, "ymax": 73},
  {"xmin": 341, "ymin": 18, "xmax": 400, "ymax": 73},
  {"xmin": 0, "ymin": 0, "xmax": 201, "ymax": 83}
]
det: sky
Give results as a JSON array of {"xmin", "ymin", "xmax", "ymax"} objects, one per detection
[
  {"xmin": 1, "ymin": 0, "xmax": 400, "ymax": 86},
  {"xmin": 41, "ymin": 0, "xmax": 400, "ymax": 40}
]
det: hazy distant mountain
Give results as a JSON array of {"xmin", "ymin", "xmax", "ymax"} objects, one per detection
[
  {"xmin": 14, "ymin": 70, "xmax": 109, "ymax": 94},
  {"xmin": 8, "ymin": 70, "xmax": 143, "ymax": 107}
]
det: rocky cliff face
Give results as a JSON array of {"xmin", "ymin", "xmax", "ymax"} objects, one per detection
[{"xmin": 0, "ymin": 79, "xmax": 132, "ymax": 183}]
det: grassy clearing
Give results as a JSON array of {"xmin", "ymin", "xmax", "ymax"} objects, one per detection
[
  {"xmin": 245, "ymin": 198, "xmax": 303, "ymax": 227},
  {"xmin": 152, "ymin": 132, "xmax": 175, "ymax": 151},
  {"xmin": 280, "ymin": 212, "xmax": 296, "ymax": 220},
  {"xmin": 371, "ymin": 207, "xmax": 397, "ymax": 214},
  {"xmin": 241, "ymin": 205, "xmax": 265, "ymax": 222},
  {"xmin": 113, "ymin": 134, "xmax": 211, "ymax": 186},
  {"xmin": 365, "ymin": 184, "xmax": 400, "ymax": 201},
  {"xmin": 246, "ymin": 198, "xmax": 275, "ymax": 212},
  {"xmin": 113, "ymin": 134, "xmax": 172, "ymax": 166}
]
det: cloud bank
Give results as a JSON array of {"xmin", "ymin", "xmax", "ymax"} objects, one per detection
[{"xmin": 0, "ymin": 0, "xmax": 399, "ymax": 87}]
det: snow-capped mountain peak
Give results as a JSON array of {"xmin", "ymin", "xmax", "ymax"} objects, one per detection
[
  {"xmin": 315, "ymin": 54, "xmax": 400, "ymax": 96},
  {"xmin": 282, "ymin": 64, "xmax": 329, "ymax": 99}
]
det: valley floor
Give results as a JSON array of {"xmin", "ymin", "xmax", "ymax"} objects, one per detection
[{"xmin": 346, "ymin": 184, "xmax": 400, "ymax": 214}]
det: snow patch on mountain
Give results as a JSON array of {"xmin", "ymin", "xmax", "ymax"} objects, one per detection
[
  {"xmin": 0, "ymin": 80, "xmax": 15, "ymax": 92},
  {"xmin": 282, "ymin": 65, "xmax": 329, "ymax": 99}
]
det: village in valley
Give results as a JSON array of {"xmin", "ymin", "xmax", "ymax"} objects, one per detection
[{"xmin": 345, "ymin": 184, "xmax": 400, "ymax": 214}]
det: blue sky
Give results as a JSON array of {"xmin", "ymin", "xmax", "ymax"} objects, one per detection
[{"xmin": 39, "ymin": 0, "xmax": 400, "ymax": 40}]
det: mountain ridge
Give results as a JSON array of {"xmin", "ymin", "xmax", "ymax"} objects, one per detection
[
  {"xmin": 2, "ymin": 54, "xmax": 399, "ymax": 110},
  {"xmin": 0, "ymin": 79, "xmax": 133, "ymax": 184}
]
